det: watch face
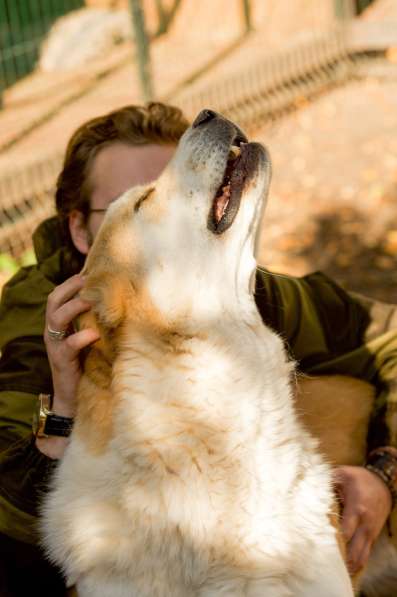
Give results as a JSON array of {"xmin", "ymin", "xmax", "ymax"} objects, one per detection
[{"xmin": 32, "ymin": 394, "xmax": 50, "ymax": 437}]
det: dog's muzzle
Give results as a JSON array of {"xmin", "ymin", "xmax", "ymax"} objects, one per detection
[{"xmin": 191, "ymin": 110, "xmax": 268, "ymax": 235}]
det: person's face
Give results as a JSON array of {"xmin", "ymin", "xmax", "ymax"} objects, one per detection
[{"xmin": 69, "ymin": 142, "xmax": 175, "ymax": 255}]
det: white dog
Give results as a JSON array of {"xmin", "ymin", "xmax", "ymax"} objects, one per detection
[{"xmin": 41, "ymin": 109, "xmax": 354, "ymax": 596}]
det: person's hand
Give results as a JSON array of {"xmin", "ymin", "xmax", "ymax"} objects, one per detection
[
  {"xmin": 333, "ymin": 465, "xmax": 392, "ymax": 574},
  {"xmin": 44, "ymin": 274, "xmax": 100, "ymax": 418},
  {"xmin": 37, "ymin": 274, "xmax": 99, "ymax": 459}
]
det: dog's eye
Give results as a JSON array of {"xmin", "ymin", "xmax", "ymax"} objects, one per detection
[{"xmin": 134, "ymin": 188, "xmax": 155, "ymax": 212}]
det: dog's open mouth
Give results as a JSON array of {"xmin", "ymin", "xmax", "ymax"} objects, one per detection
[{"xmin": 208, "ymin": 142, "xmax": 260, "ymax": 235}]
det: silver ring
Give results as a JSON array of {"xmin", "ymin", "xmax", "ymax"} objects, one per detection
[{"xmin": 47, "ymin": 325, "xmax": 67, "ymax": 341}]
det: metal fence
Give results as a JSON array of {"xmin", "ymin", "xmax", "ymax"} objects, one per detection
[
  {"xmin": 0, "ymin": 1, "xmax": 375, "ymax": 99},
  {"xmin": 0, "ymin": 0, "xmax": 84, "ymax": 93}
]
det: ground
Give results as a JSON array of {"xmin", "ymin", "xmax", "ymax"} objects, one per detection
[{"xmin": 256, "ymin": 74, "xmax": 397, "ymax": 303}]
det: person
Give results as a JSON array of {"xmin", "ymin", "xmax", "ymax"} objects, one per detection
[{"xmin": 0, "ymin": 101, "xmax": 396, "ymax": 595}]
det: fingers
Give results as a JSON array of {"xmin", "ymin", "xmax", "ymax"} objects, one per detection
[
  {"xmin": 65, "ymin": 328, "xmax": 100, "ymax": 352},
  {"xmin": 45, "ymin": 275, "xmax": 93, "ymax": 339},
  {"xmin": 341, "ymin": 505, "xmax": 360, "ymax": 543},
  {"xmin": 341, "ymin": 500, "xmax": 371, "ymax": 573},
  {"xmin": 334, "ymin": 466, "xmax": 391, "ymax": 576},
  {"xmin": 346, "ymin": 526, "xmax": 372, "ymax": 573},
  {"xmin": 47, "ymin": 297, "xmax": 91, "ymax": 335},
  {"xmin": 47, "ymin": 274, "xmax": 86, "ymax": 312},
  {"xmin": 45, "ymin": 274, "xmax": 100, "ymax": 365},
  {"xmin": 44, "ymin": 275, "xmax": 100, "ymax": 416}
]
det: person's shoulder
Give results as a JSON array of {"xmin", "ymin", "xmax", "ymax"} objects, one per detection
[
  {"xmin": 255, "ymin": 266, "xmax": 346, "ymax": 300},
  {"xmin": 1, "ymin": 263, "xmax": 54, "ymax": 309},
  {"xmin": 0, "ymin": 261, "xmax": 58, "ymax": 351},
  {"xmin": 254, "ymin": 266, "xmax": 310, "ymax": 300},
  {"xmin": 254, "ymin": 266, "xmax": 359, "ymax": 335},
  {"xmin": 254, "ymin": 266, "xmax": 299, "ymax": 331}
]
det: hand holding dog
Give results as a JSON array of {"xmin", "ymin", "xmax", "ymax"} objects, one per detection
[
  {"xmin": 334, "ymin": 464, "xmax": 392, "ymax": 574},
  {"xmin": 44, "ymin": 274, "xmax": 99, "ymax": 416},
  {"xmin": 37, "ymin": 274, "xmax": 100, "ymax": 459}
]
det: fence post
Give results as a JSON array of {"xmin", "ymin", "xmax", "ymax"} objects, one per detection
[
  {"xmin": 242, "ymin": 0, "xmax": 252, "ymax": 32},
  {"xmin": 153, "ymin": 0, "xmax": 182, "ymax": 37},
  {"xmin": 154, "ymin": 0, "xmax": 167, "ymax": 35},
  {"xmin": 129, "ymin": 0, "xmax": 154, "ymax": 102}
]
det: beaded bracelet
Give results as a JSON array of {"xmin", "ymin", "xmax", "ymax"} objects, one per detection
[{"xmin": 365, "ymin": 447, "xmax": 397, "ymax": 508}]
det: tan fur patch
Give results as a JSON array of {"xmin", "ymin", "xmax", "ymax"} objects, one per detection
[
  {"xmin": 75, "ymin": 269, "xmax": 172, "ymax": 455},
  {"xmin": 74, "ymin": 349, "xmax": 114, "ymax": 455},
  {"xmin": 296, "ymin": 375, "xmax": 375, "ymax": 466}
]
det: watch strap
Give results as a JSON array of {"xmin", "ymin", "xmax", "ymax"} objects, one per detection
[
  {"xmin": 43, "ymin": 413, "xmax": 74, "ymax": 437},
  {"xmin": 34, "ymin": 393, "xmax": 74, "ymax": 438}
]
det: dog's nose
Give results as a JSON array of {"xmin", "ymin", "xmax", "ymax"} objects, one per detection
[{"xmin": 192, "ymin": 109, "xmax": 217, "ymax": 128}]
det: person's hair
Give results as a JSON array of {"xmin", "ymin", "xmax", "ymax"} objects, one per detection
[{"xmin": 55, "ymin": 101, "xmax": 189, "ymax": 253}]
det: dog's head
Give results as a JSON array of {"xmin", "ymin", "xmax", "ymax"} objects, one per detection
[{"xmin": 82, "ymin": 110, "xmax": 271, "ymax": 332}]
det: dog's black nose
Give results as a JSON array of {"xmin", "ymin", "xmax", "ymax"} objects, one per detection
[{"xmin": 192, "ymin": 109, "xmax": 217, "ymax": 128}]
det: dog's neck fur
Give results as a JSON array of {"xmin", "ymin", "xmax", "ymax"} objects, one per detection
[{"xmin": 109, "ymin": 295, "xmax": 308, "ymax": 481}]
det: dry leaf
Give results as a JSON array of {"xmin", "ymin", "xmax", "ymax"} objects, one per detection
[
  {"xmin": 386, "ymin": 47, "xmax": 397, "ymax": 63},
  {"xmin": 375, "ymin": 255, "xmax": 395, "ymax": 269},
  {"xmin": 384, "ymin": 230, "xmax": 397, "ymax": 255}
]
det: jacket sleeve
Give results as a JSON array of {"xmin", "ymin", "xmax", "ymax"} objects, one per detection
[
  {"xmin": 0, "ymin": 359, "xmax": 58, "ymax": 544},
  {"xmin": 0, "ymin": 269, "xmax": 57, "ymax": 544},
  {"xmin": 254, "ymin": 267, "xmax": 397, "ymax": 452},
  {"xmin": 0, "ymin": 418, "xmax": 58, "ymax": 544}
]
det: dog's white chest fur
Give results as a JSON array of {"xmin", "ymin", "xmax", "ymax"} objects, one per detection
[{"xmin": 42, "ymin": 316, "xmax": 352, "ymax": 597}]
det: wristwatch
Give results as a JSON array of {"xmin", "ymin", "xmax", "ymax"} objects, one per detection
[{"xmin": 32, "ymin": 393, "xmax": 74, "ymax": 438}]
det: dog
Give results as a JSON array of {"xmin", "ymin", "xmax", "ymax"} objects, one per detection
[{"xmin": 41, "ymin": 109, "xmax": 356, "ymax": 596}]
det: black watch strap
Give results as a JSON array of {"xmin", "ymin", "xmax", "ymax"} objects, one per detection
[{"xmin": 43, "ymin": 414, "xmax": 74, "ymax": 437}]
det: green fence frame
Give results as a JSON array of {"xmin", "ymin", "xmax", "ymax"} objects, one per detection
[{"xmin": 0, "ymin": 0, "xmax": 84, "ymax": 94}]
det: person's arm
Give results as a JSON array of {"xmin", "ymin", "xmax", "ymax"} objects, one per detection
[
  {"xmin": 255, "ymin": 267, "xmax": 397, "ymax": 447},
  {"xmin": 38, "ymin": 274, "xmax": 99, "ymax": 459},
  {"xmin": 0, "ymin": 392, "xmax": 58, "ymax": 543},
  {"xmin": 0, "ymin": 345, "xmax": 59, "ymax": 545},
  {"xmin": 254, "ymin": 267, "xmax": 397, "ymax": 572},
  {"xmin": 0, "ymin": 272, "xmax": 97, "ymax": 544},
  {"xmin": 0, "ymin": 276, "xmax": 57, "ymax": 533}
]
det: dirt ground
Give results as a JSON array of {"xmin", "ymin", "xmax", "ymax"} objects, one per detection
[{"xmin": 255, "ymin": 74, "xmax": 397, "ymax": 304}]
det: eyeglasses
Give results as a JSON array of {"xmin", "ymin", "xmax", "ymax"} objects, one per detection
[{"xmin": 89, "ymin": 208, "xmax": 107, "ymax": 214}]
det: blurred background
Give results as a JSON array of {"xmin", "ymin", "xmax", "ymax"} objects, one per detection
[{"xmin": 1, "ymin": 0, "xmax": 397, "ymax": 301}]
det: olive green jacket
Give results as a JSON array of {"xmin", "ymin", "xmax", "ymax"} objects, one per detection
[{"xmin": 1, "ymin": 217, "xmax": 397, "ymax": 544}]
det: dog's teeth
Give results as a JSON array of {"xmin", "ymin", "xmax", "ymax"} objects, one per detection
[{"xmin": 229, "ymin": 146, "xmax": 241, "ymax": 159}]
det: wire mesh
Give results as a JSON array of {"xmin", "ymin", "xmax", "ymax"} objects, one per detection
[
  {"xmin": 0, "ymin": 153, "xmax": 62, "ymax": 256},
  {"xmin": 0, "ymin": 0, "xmax": 84, "ymax": 92}
]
